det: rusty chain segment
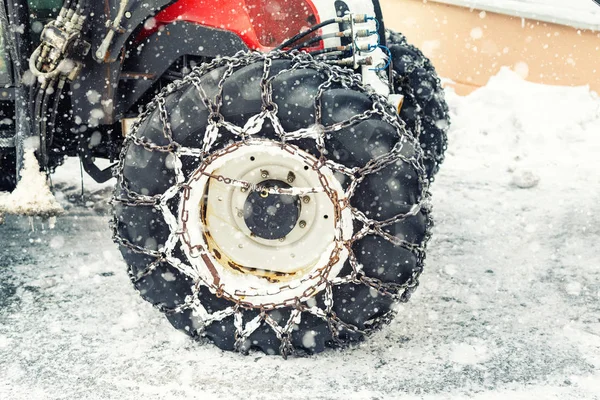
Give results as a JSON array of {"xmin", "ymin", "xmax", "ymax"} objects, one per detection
[{"xmin": 111, "ymin": 50, "xmax": 433, "ymax": 357}]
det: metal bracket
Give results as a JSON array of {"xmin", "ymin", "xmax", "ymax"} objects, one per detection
[{"xmin": 79, "ymin": 154, "xmax": 116, "ymax": 183}]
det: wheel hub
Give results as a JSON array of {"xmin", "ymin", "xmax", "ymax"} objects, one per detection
[
  {"xmin": 178, "ymin": 139, "xmax": 354, "ymax": 308},
  {"xmin": 242, "ymin": 179, "xmax": 300, "ymax": 241}
]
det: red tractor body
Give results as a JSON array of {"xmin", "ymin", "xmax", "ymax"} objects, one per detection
[{"xmin": 154, "ymin": 0, "xmax": 322, "ymax": 51}]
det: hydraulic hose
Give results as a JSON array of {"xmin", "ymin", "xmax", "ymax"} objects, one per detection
[
  {"xmin": 275, "ymin": 15, "xmax": 367, "ymax": 50},
  {"xmin": 290, "ymin": 32, "xmax": 341, "ymax": 50},
  {"xmin": 309, "ymin": 43, "xmax": 371, "ymax": 57},
  {"xmin": 29, "ymin": 0, "xmax": 89, "ymax": 171},
  {"xmin": 39, "ymin": 84, "xmax": 52, "ymax": 168},
  {"xmin": 275, "ymin": 18, "xmax": 337, "ymax": 50},
  {"xmin": 48, "ymin": 79, "xmax": 66, "ymax": 148},
  {"xmin": 291, "ymin": 28, "xmax": 376, "ymax": 51}
]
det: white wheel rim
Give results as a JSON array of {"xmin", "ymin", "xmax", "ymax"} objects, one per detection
[{"xmin": 179, "ymin": 139, "xmax": 353, "ymax": 308}]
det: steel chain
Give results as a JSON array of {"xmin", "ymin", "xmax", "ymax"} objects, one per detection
[{"xmin": 111, "ymin": 51, "xmax": 433, "ymax": 356}]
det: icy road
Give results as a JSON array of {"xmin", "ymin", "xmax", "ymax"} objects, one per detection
[{"xmin": 1, "ymin": 69, "xmax": 599, "ymax": 400}]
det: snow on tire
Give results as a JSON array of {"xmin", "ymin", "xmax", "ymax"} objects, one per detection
[{"xmin": 112, "ymin": 51, "xmax": 432, "ymax": 357}]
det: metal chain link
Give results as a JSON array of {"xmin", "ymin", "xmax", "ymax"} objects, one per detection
[{"xmin": 111, "ymin": 50, "xmax": 433, "ymax": 357}]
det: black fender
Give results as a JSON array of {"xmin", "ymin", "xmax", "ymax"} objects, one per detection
[
  {"xmin": 67, "ymin": 0, "xmax": 175, "ymax": 127},
  {"xmin": 116, "ymin": 22, "xmax": 248, "ymax": 119},
  {"xmin": 71, "ymin": 21, "xmax": 247, "ymax": 126}
]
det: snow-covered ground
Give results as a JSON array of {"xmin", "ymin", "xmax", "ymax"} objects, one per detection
[{"xmin": 1, "ymin": 69, "xmax": 599, "ymax": 399}]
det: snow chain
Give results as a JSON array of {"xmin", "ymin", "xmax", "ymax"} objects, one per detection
[{"xmin": 111, "ymin": 50, "xmax": 433, "ymax": 357}]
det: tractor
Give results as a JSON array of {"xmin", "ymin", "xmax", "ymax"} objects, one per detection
[{"xmin": 0, "ymin": 0, "xmax": 449, "ymax": 356}]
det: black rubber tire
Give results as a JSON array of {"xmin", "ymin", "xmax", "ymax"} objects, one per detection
[
  {"xmin": 387, "ymin": 29, "xmax": 449, "ymax": 180},
  {"xmin": 0, "ymin": 150, "xmax": 16, "ymax": 192},
  {"xmin": 113, "ymin": 53, "xmax": 430, "ymax": 356}
]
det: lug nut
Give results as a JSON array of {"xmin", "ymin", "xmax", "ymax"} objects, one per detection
[
  {"xmin": 287, "ymin": 171, "xmax": 296, "ymax": 183},
  {"xmin": 260, "ymin": 170, "xmax": 269, "ymax": 178},
  {"xmin": 299, "ymin": 220, "xmax": 307, "ymax": 228},
  {"xmin": 302, "ymin": 196, "xmax": 310, "ymax": 204}
]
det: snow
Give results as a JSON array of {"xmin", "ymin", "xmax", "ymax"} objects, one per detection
[
  {"xmin": 1, "ymin": 69, "xmax": 600, "ymax": 399},
  {"xmin": 0, "ymin": 150, "xmax": 63, "ymax": 218},
  {"xmin": 510, "ymin": 169, "xmax": 540, "ymax": 189},
  {"xmin": 434, "ymin": 0, "xmax": 600, "ymax": 30}
]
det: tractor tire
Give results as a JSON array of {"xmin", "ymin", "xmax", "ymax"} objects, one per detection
[
  {"xmin": 112, "ymin": 52, "xmax": 431, "ymax": 356},
  {"xmin": 387, "ymin": 29, "xmax": 449, "ymax": 180}
]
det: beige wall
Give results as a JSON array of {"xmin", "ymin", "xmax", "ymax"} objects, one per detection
[{"xmin": 381, "ymin": 0, "xmax": 600, "ymax": 95}]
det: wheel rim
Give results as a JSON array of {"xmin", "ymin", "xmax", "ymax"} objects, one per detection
[{"xmin": 179, "ymin": 139, "xmax": 353, "ymax": 308}]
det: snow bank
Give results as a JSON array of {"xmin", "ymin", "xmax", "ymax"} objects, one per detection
[{"xmin": 446, "ymin": 67, "xmax": 600, "ymax": 183}]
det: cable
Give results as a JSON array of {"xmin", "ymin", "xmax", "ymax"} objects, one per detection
[
  {"xmin": 39, "ymin": 81, "xmax": 55, "ymax": 169},
  {"xmin": 292, "ymin": 28, "xmax": 376, "ymax": 52},
  {"xmin": 275, "ymin": 18, "xmax": 338, "ymax": 51},
  {"xmin": 290, "ymin": 32, "xmax": 340, "ymax": 50},
  {"xmin": 39, "ymin": 86, "xmax": 51, "ymax": 168},
  {"xmin": 275, "ymin": 15, "xmax": 367, "ymax": 50},
  {"xmin": 48, "ymin": 78, "xmax": 66, "ymax": 149},
  {"xmin": 308, "ymin": 46, "xmax": 352, "ymax": 57},
  {"xmin": 77, "ymin": 0, "xmax": 90, "ymax": 13},
  {"xmin": 369, "ymin": 45, "xmax": 392, "ymax": 72},
  {"xmin": 32, "ymin": 83, "xmax": 45, "ymax": 166},
  {"xmin": 62, "ymin": 0, "xmax": 74, "ymax": 9},
  {"xmin": 355, "ymin": 19, "xmax": 380, "ymax": 55},
  {"xmin": 366, "ymin": 17, "xmax": 380, "ymax": 34},
  {"xmin": 314, "ymin": 51, "xmax": 351, "ymax": 61}
]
